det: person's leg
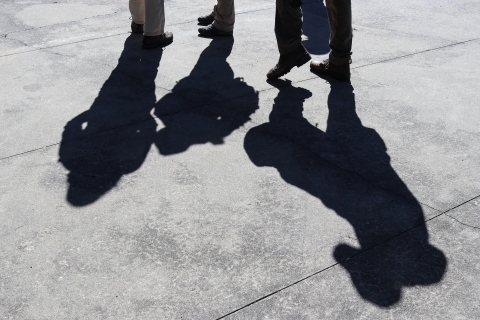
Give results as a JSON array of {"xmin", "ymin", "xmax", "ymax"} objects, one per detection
[
  {"xmin": 325, "ymin": 0, "xmax": 352, "ymax": 63},
  {"xmin": 144, "ymin": 0, "xmax": 165, "ymax": 36},
  {"xmin": 129, "ymin": 0, "xmax": 145, "ymax": 25},
  {"xmin": 210, "ymin": 3, "xmax": 217, "ymax": 18},
  {"xmin": 310, "ymin": 0, "xmax": 352, "ymax": 81},
  {"xmin": 267, "ymin": 0, "xmax": 310, "ymax": 79},
  {"xmin": 212, "ymin": 0, "xmax": 235, "ymax": 32},
  {"xmin": 142, "ymin": 0, "xmax": 173, "ymax": 48},
  {"xmin": 274, "ymin": 0, "xmax": 303, "ymax": 55},
  {"xmin": 198, "ymin": 0, "xmax": 234, "ymax": 36}
]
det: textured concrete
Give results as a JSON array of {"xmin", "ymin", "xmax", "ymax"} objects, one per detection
[
  {"xmin": 1, "ymin": 0, "xmax": 480, "ymax": 319},
  {"xmin": 227, "ymin": 214, "xmax": 480, "ymax": 319}
]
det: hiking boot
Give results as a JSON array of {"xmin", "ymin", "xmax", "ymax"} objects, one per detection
[
  {"xmin": 198, "ymin": 14, "xmax": 215, "ymax": 26},
  {"xmin": 310, "ymin": 59, "xmax": 351, "ymax": 82},
  {"xmin": 198, "ymin": 24, "xmax": 233, "ymax": 37},
  {"xmin": 267, "ymin": 45, "xmax": 311, "ymax": 79},
  {"xmin": 131, "ymin": 21, "xmax": 144, "ymax": 33},
  {"xmin": 142, "ymin": 32, "xmax": 173, "ymax": 49}
]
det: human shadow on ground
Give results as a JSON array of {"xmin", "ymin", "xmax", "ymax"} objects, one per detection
[
  {"xmin": 59, "ymin": 36, "xmax": 258, "ymax": 206},
  {"xmin": 243, "ymin": 79, "xmax": 446, "ymax": 306},
  {"xmin": 302, "ymin": 0, "xmax": 331, "ymax": 55},
  {"xmin": 59, "ymin": 34, "xmax": 159, "ymax": 206},
  {"xmin": 153, "ymin": 37, "xmax": 258, "ymax": 156}
]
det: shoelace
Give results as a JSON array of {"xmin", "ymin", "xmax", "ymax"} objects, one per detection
[{"xmin": 323, "ymin": 59, "xmax": 330, "ymax": 69}]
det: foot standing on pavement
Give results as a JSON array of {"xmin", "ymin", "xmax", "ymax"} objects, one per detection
[
  {"xmin": 267, "ymin": 0, "xmax": 311, "ymax": 79},
  {"xmin": 198, "ymin": 0, "xmax": 235, "ymax": 37},
  {"xmin": 267, "ymin": 0, "xmax": 353, "ymax": 81},
  {"xmin": 310, "ymin": 0, "xmax": 352, "ymax": 81},
  {"xmin": 129, "ymin": 0, "xmax": 174, "ymax": 48}
]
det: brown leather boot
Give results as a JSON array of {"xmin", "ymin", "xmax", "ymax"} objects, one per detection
[{"xmin": 310, "ymin": 59, "xmax": 351, "ymax": 82}]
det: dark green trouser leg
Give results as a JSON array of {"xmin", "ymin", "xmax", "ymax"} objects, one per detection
[
  {"xmin": 274, "ymin": 0, "xmax": 303, "ymax": 55},
  {"xmin": 326, "ymin": 0, "xmax": 352, "ymax": 63}
]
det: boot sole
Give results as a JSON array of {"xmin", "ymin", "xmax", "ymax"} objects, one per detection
[
  {"xmin": 310, "ymin": 67, "xmax": 350, "ymax": 82},
  {"xmin": 142, "ymin": 38, "xmax": 173, "ymax": 49},
  {"xmin": 198, "ymin": 33, "xmax": 233, "ymax": 37},
  {"xmin": 198, "ymin": 30, "xmax": 233, "ymax": 37},
  {"xmin": 267, "ymin": 53, "xmax": 311, "ymax": 79}
]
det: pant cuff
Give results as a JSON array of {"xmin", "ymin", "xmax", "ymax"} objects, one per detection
[
  {"xmin": 213, "ymin": 20, "xmax": 234, "ymax": 32},
  {"xmin": 329, "ymin": 52, "xmax": 352, "ymax": 64},
  {"xmin": 144, "ymin": 31, "xmax": 165, "ymax": 36}
]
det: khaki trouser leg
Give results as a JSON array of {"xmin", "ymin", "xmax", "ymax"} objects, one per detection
[
  {"xmin": 212, "ymin": 0, "xmax": 235, "ymax": 32},
  {"xmin": 129, "ymin": 0, "xmax": 145, "ymax": 24},
  {"xmin": 129, "ymin": 0, "xmax": 165, "ymax": 36}
]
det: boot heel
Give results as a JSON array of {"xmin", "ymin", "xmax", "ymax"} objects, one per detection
[{"xmin": 296, "ymin": 54, "xmax": 311, "ymax": 68}]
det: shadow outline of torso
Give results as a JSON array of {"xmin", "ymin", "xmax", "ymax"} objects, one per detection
[
  {"xmin": 59, "ymin": 36, "xmax": 258, "ymax": 206},
  {"xmin": 243, "ymin": 79, "xmax": 446, "ymax": 306}
]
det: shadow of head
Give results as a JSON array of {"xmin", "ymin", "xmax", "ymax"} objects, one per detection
[
  {"xmin": 334, "ymin": 233, "xmax": 447, "ymax": 306},
  {"xmin": 154, "ymin": 37, "xmax": 259, "ymax": 156},
  {"xmin": 170, "ymin": 37, "xmax": 235, "ymax": 96},
  {"xmin": 267, "ymin": 79, "xmax": 313, "ymax": 108},
  {"xmin": 60, "ymin": 117, "xmax": 155, "ymax": 207}
]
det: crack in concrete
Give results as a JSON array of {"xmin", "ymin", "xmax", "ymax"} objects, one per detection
[{"xmin": 444, "ymin": 213, "xmax": 480, "ymax": 231}]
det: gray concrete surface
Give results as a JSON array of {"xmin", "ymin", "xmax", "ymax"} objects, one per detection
[{"xmin": 1, "ymin": 0, "xmax": 479, "ymax": 319}]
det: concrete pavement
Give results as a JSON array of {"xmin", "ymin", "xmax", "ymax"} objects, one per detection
[{"xmin": 1, "ymin": 0, "xmax": 479, "ymax": 318}]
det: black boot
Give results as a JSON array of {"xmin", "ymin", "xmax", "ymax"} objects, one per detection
[
  {"xmin": 131, "ymin": 21, "xmax": 144, "ymax": 33},
  {"xmin": 142, "ymin": 32, "xmax": 174, "ymax": 49},
  {"xmin": 198, "ymin": 14, "xmax": 215, "ymax": 25},
  {"xmin": 267, "ymin": 45, "xmax": 311, "ymax": 79},
  {"xmin": 198, "ymin": 24, "xmax": 233, "ymax": 37}
]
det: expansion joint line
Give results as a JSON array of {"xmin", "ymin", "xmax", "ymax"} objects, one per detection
[
  {"xmin": 2, "ymin": 12, "xmax": 120, "ymax": 37},
  {"xmin": 0, "ymin": 88, "xmax": 270, "ymax": 162},
  {"xmin": 215, "ymin": 194, "xmax": 480, "ymax": 319},
  {"xmin": 441, "ymin": 195, "xmax": 480, "ymax": 230},
  {"xmin": 351, "ymin": 38, "xmax": 479, "ymax": 70},
  {"xmin": 0, "ymin": 5, "xmax": 281, "ymax": 59}
]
